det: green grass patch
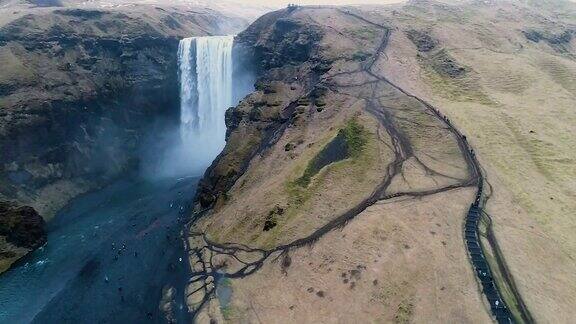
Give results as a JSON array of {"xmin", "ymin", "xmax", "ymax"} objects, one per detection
[
  {"xmin": 352, "ymin": 51, "xmax": 371, "ymax": 61},
  {"xmin": 219, "ymin": 277, "xmax": 232, "ymax": 287},
  {"xmin": 343, "ymin": 118, "xmax": 369, "ymax": 157},
  {"xmin": 257, "ymin": 118, "xmax": 375, "ymax": 248},
  {"xmin": 295, "ymin": 119, "xmax": 367, "ymax": 187},
  {"xmin": 344, "ymin": 26, "xmax": 379, "ymax": 41},
  {"xmin": 221, "ymin": 306, "xmax": 234, "ymax": 320},
  {"xmin": 419, "ymin": 54, "xmax": 494, "ymax": 104}
]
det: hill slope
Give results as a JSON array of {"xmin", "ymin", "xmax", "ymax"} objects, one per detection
[{"xmin": 187, "ymin": 0, "xmax": 576, "ymax": 323}]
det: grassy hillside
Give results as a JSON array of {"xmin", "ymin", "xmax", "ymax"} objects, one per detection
[{"xmin": 186, "ymin": 1, "xmax": 576, "ymax": 323}]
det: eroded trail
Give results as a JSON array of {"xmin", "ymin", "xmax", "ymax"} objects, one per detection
[{"xmin": 186, "ymin": 10, "xmax": 520, "ymax": 323}]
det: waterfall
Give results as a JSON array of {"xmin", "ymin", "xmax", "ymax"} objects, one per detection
[
  {"xmin": 141, "ymin": 35, "xmax": 253, "ymax": 179},
  {"xmin": 177, "ymin": 36, "xmax": 235, "ymax": 172}
]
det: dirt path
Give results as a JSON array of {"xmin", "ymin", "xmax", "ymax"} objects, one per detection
[{"xmin": 185, "ymin": 9, "xmax": 527, "ymax": 323}]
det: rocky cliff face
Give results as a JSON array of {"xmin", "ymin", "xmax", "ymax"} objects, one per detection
[
  {"xmin": 0, "ymin": 201, "xmax": 46, "ymax": 273},
  {"xmin": 195, "ymin": 8, "xmax": 329, "ymax": 209},
  {"xmin": 0, "ymin": 3, "xmax": 247, "ymax": 272},
  {"xmin": 0, "ymin": 5, "xmax": 245, "ymax": 217}
]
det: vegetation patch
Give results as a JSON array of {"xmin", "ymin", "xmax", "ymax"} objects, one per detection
[
  {"xmin": 217, "ymin": 277, "xmax": 234, "ymax": 319},
  {"xmin": 254, "ymin": 117, "xmax": 377, "ymax": 248},
  {"xmin": 394, "ymin": 300, "xmax": 414, "ymax": 324},
  {"xmin": 263, "ymin": 206, "xmax": 284, "ymax": 232},
  {"xmin": 405, "ymin": 30, "xmax": 437, "ymax": 52},
  {"xmin": 419, "ymin": 52, "xmax": 493, "ymax": 104},
  {"xmin": 345, "ymin": 26, "xmax": 378, "ymax": 41},
  {"xmin": 429, "ymin": 49, "xmax": 466, "ymax": 78},
  {"xmin": 221, "ymin": 306, "xmax": 234, "ymax": 320},
  {"xmin": 295, "ymin": 119, "xmax": 367, "ymax": 187},
  {"xmin": 352, "ymin": 51, "xmax": 371, "ymax": 61}
]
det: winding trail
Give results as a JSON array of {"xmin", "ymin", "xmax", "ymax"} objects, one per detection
[{"xmin": 185, "ymin": 8, "xmax": 525, "ymax": 323}]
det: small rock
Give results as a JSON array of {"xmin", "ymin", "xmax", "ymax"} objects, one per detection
[{"xmin": 284, "ymin": 143, "xmax": 296, "ymax": 151}]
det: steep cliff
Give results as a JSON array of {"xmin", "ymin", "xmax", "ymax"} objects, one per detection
[
  {"xmin": 195, "ymin": 7, "xmax": 326, "ymax": 209},
  {"xmin": 0, "ymin": 4, "xmax": 245, "ymax": 216},
  {"xmin": 0, "ymin": 2, "xmax": 247, "ymax": 272}
]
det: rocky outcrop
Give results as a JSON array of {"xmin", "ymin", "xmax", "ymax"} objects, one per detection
[
  {"xmin": 0, "ymin": 201, "xmax": 46, "ymax": 273},
  {"xmin": 429, "ymin": 50, "xmax": 466, "ymax": 78},
  {"xmin": 238, "ymin": 13, "xmax": 323, "ymax": 70},
  {"xmin": 406, "ymin": 29, "xmax": 437, "ymax": 52},
  {"xmin": 523, "ymin": 29, "xmax": 573, "ymax": 45},
  {"xmin": 522, "ymin": 28, "xmax": 575, "ymax": 52},
  {"xmin": 0, "ymin": 201, "xmax": 45, "ymax": 250},
  {"xmin": 0, "ymin": 5, "xmax": 246, "ymax": 218},
  {"xmin": 194, "ymin": 8, "xmax": 335, "ymax": 209}
]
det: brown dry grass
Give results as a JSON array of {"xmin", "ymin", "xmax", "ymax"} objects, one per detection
[
  {"xmin": 188, "ymin": 5, "xmax": 488, "ymax": 323},
  {"xmin": 379, "ymin": 1, "xmax": 576, "ymax": 321},
  {"xmin": 196, "ymin": 189, "xmax": 491, "ymax": 323},
  {"xmin": 199, "ymin": 89, "xmax": 390, "ymax": 248},
  {"xmin": 187, "ymin": 1, "xmax": 576, "ymax": 322}
]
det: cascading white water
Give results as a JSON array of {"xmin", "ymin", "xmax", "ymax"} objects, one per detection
[
  {"xmin": 141, "ymin": 35, "xmax": 253, "ymax": 179},
  {"xmin": 178, "ymin": 36, "xmax": 234, "ymax": 172}
]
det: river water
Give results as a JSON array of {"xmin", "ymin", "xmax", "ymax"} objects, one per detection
[{"xmin": 0, "ymin": 176, "xmax": 198, "ymax": 323}]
